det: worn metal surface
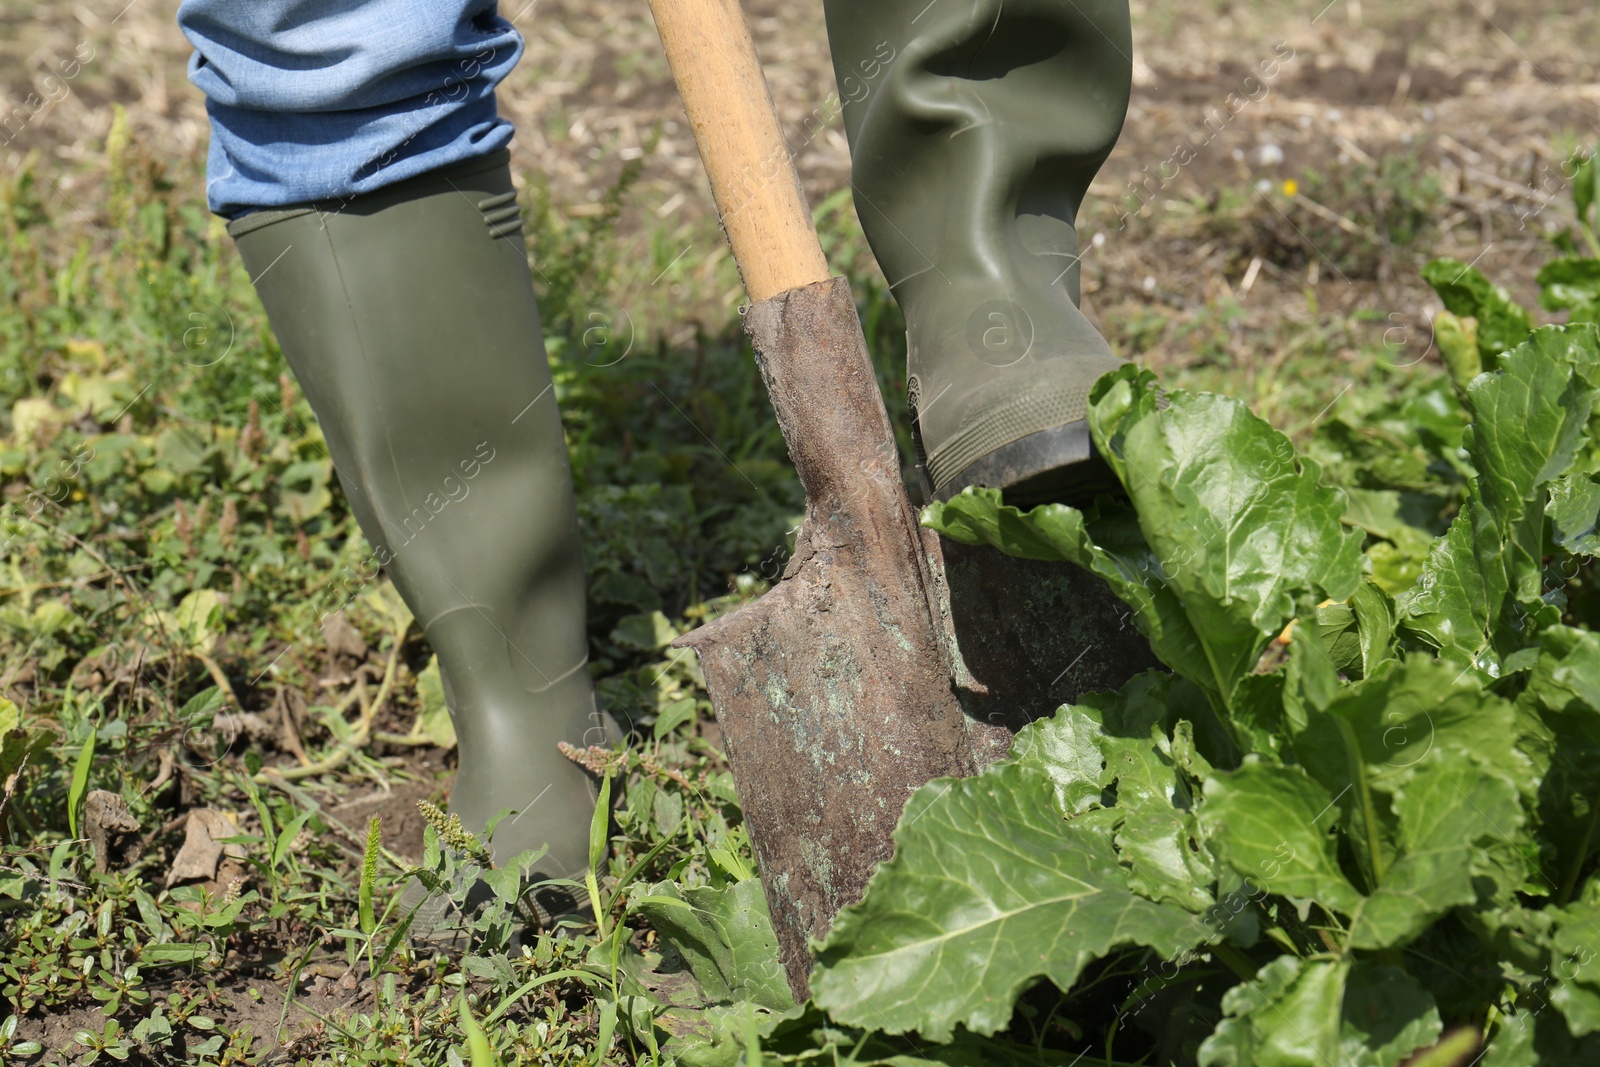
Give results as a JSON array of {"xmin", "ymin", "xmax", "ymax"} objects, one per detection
[
  {"xmin": 676, "ymin": 275, "xmax": 1162, "ymax": 996},
  {"xmin": 674, "ymin": 276, "xmax": 978, "ymax": 998}
]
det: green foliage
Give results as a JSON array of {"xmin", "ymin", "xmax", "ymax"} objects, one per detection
[
  {"xmin": 614, "ymin": 877, "xmax": 797, "ymax": 1064},
  {"xmin": 358, "ymin": 815, "xmax": 380, "ymax": 936},
  {"xmin": 931, "ymin": 362, "xmax": 1362, "ymax": 717},
  {"xmin": 814, "ymin": 193, "xmax": 1600, "ymax": 1062},
  {"xmin": 1421, "ymin": 258, "xmax": 1533, "ymax": 362},
  {"xmin": 1204, "ymin": 957, "xmax": 1441, "ymax": 1067},
  {"xmin": 1193, "ymin": 151, "xmax": 1448, "ymax": 281},
  {"xmin": 8, "ymin": 75, "xmax": 1600, "ymax": 1067},
  {"xmin": 0, "ymin": 127, "xmax": 810, "ymax": 1063},
  {"xmin": 1396, "ymin": 325, "xmax": 1600, "ymax": 671},
  {"xmin": 1538, "ymin": 258, "xmax": 1600, "ymax": 325},
  {"xmin": 65, "ymin": 723, "xmax": 95, "ymax": 839},
  {"xmin": 1298, "ymin": 153, "xmax": 1449, "ymax": 279},
  {"xmin": 814, "ymin": 760, "xmax": 1207, "ymax": 1040}
]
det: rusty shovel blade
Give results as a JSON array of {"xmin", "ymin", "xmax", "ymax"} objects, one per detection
[{"xmin": 672, "ymin": 276, "xmax": 978, "ymax": 999}]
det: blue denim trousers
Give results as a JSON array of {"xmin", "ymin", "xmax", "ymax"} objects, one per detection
[{"xmin": 176, "ymin": 0, "xmax": 524, "ymax": 217}]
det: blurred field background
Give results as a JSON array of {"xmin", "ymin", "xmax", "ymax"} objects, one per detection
[{"xmin": 7, "ymin": 0, "xmax": 1596, "ymax": 390}]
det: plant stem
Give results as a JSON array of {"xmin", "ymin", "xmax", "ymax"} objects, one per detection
[
  {"xmin": 1211, "ymin": 942, "xmax": 1259, "ymax": 982},
  {"xmin": 277, "ymin": 942, "xmax": 317, "ymax": 1043},
  {"xmin": 251, "ymin": 618, "xmax": 405, "ymax": 784},
  {"xmin": 191, "ymin": 650, "xmax": 242, "ymax": 716},
  {"xmin": 1338, "ymin": 718, "xmax": 1388, "ymax": 888},
  {"xmin": 372, "ymin": 731, "xmax": 430, "ymax": 746},
  {"xmin": 1580, "ymin": 221, "xmax": 1600, "ymax": 261},
  {"xmin": 1557, "ymin": 798, "xmax": 1600, "ymax": 906},
  {"xmin": 1404, "ymin": 1028, "xmax": 1482, "ymax": 1067}
]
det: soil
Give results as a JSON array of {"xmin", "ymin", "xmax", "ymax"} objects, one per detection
[
  {"xmin": 2, "ymin": 0, "xmax": 1595, "ymax": 369},
  {"xmin": 327, "ymin": 777, "xmax": 440, "ymax": 864},
  {"xmin": 13, "ymin": 768, "xmax": 441, "ymax": 1055},
  {"xmin": 18, "ymin": 970, "xmax": 368, "ymax": 1059}
]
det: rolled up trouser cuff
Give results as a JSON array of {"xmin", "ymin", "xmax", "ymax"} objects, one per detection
[{"xmin": 177, "ymin": 0, "xmax": 525, "ymax": 217}]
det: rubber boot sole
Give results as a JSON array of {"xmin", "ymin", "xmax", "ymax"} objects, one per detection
[{"xmin": 917, "ymin": 419, "xmax": 1122, "ymax": 510}]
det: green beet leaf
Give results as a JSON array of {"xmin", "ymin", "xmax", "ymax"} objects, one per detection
[
  {"xmin": 1435, "ymin": 309, "xmax": 1483, "ymax": 392},
  {"xmin": 630, "ymin": 878, "xmax": 793, "ymax": 1011},
  {"xmin": 810, "ymin": 761, "xmax": 1208, "ymax": 1041},
  {"xmin": 1398, "ymin": 326, "xmax": 1600, "ymax": 668},
  {"xmin": 1466, "ymin": 326, "xmax": 1599, "ymax": 592},
  {"xmin": 1548, "ymin": 472, "xmax": 1600, "ymax": 556},
  {"xmin": 1479, "ymin": 1008, "xmax": 1600, "ymax": 1066},
  {"xmin": 1348, "ymin": 582, "xmax": 1399, "ymax": 680},
  {"xmin": 1198, "ymin": 759, "xmax": 1363, "ymax": 914},
  {"xmin": 1539, "ymin": 257, "xmax": 1600, "ymax": 325},
  {"xmin": 926, "ymin": 363, "xmax": 1362, "ymax": 717},
  {"xmin": 1520, "ymin": 626, "xmax": 1600, "ymax": 901},
  {"xmin": 1311, "ymin": 592, "xmax": 1396, "ymax": 682},
  {"xmin": 1291, "ymin": 658, "xmax": 1527, "ymax": 821},
  {"xmin": 1015, "ymin": 672, "xmax": 1221, "ymax": 912},
  {"xmin": 619, "ymin": 878, "xmax": 798, "ymax": 1066},
  {"xmin": 1007, "ymin": 693, "xmax": 1113, "ymax": 817},
  {"xmin": 1009, "ymin": 669, "xmax": 1206, "ymax": 812},
  {"xmin": 1200, "ymin": 957, "xmax": 1441, "ymax": 1067},
  {"xmin": 1198, "ymin": 657, "xmax": 1528, "ymax": 949},
  {"xmin": 1091, "ymin": 366, "xmax": 1363, "ymax": 707},
  {"xmin": 1547, "ymin": 892, "xmax": 1600, "ymax": 1036},
  {"xmin": 1286, "ymin": 658, "xmax": 1529, "ymax": 937},
  {"xmin": 1422, "ymin": 258, "xmax": 1533, "ymax": 359},
  {"xmin": 1346, "ymin": 757, "xmax": 1521, "ymax": 949},
  {"xmin": 1394, "ymin": 502, "xmax": 1505, "ymax": 667}
]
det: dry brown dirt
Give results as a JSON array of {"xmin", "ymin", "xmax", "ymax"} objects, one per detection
[{"xmin": 3, "ymin": 0, "xmax": 1596, "ymax": 358}]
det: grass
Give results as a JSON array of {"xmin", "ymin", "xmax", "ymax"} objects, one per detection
[
  {"xmin": 0, "ymin": 105, "xmax": 1575, "ymax": 1065},
  {"xmin": 0, "ymin": 122, "xmax": 804, "ymax": 1063}
]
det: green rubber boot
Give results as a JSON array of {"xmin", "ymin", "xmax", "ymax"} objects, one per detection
[
  {"xmin": 823, "ymin": 0, "xmax": 1133, "ymax": 506},
  {"xmin": 228, "ymin": 150, "xmax": 611, "ymax": 943}
]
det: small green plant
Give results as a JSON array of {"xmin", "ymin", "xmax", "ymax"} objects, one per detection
[
  {"xmin": 0, "ymin": 1014, "xmax": 43, "ymax": 1060},
  {"xmin": 71, "ymin": 1019, "xmax": 133, "ymax": 1064}
]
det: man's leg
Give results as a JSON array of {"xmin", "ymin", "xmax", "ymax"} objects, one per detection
[
  {"xmin": 177, "ymin": 1, "xmax": 610, "ymax": 941},
  {"xmin": 177, "ymin": 0, "xmax": 523, "ymax": 216},
  {"xmin": 823, "ymin": 0, "xmax": 1134, "ymax": 506}
]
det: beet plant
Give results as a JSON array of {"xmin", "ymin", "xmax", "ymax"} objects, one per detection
[{"xmin": 808, "ymin": 153, "xmax": 1600, "ymax": 1065}]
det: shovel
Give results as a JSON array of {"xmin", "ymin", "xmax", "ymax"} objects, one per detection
[
  {"xmin": 645, "ymin": 0, "xmax": 1159, "ymax": 998},
  {"xmin": 645, "ymin": 0, "xmax": 979, "ymax": 998}
]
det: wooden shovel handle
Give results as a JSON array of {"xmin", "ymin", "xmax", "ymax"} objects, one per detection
[{"xmin": 646, "ymin": 0, "xmax": 831, "ymax": 302}]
